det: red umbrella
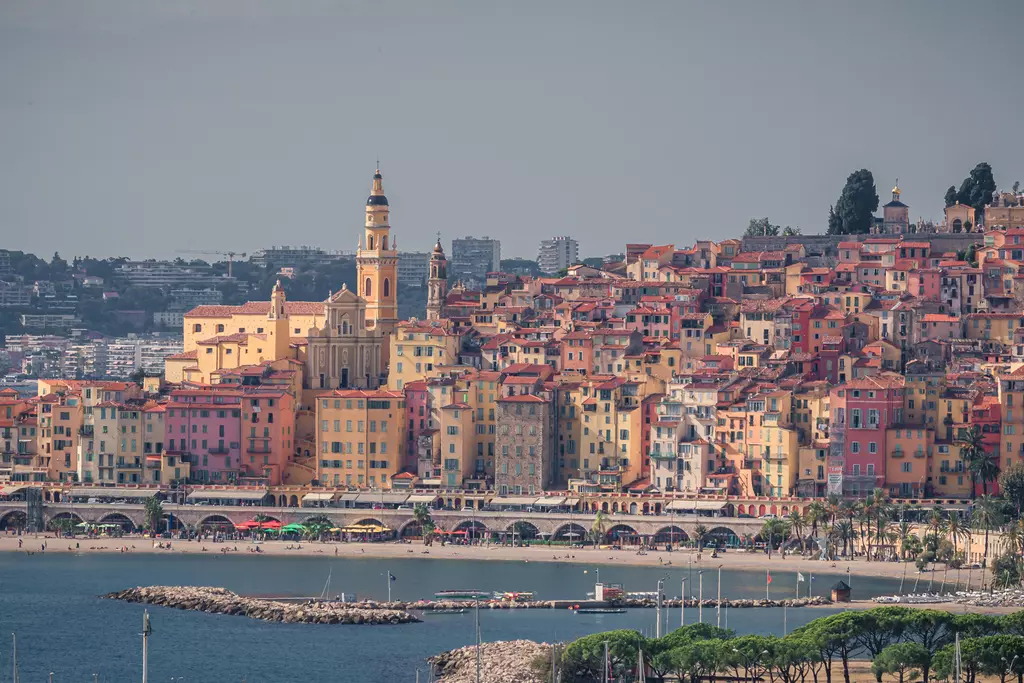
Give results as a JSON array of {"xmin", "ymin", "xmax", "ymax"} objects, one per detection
[{"xmin": 258, "ymin": 520, "xmax": 282, "ymax": 529}]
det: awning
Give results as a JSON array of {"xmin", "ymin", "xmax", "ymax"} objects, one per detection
[
  {"xmin": 70, "ymin": 487, "xmax": 160, "ymax": 499},
  {"xmin": 187, "ymin": 489, "xmax": 268, "ymax": 502},
  {"xmin": 354, "ymin": 492, "xmax": 409, "ymax": 504},
  {"xmin": 407, "ymin": 493, "xmax": 440, "ymax": 504},
  {"xmin": 491, "ymin": 496, "xmax": 538, "ymax": 506},
  {"xmin": 665, "ymin": 500, "xmax": 727, "ymax": 511},
  {"xmin": 337, "ymin": 493, "xmax": 361, "ymax": 503},
  {"xmin": 563, "ymin": 497, "xmax": 581, "ymax": 507},
  {"xmin": 302, "ymin": 492, "xmax": 337, "ymax": 503},
  {"xmin": 533, "ymin": 497, "xmax": 566, "ymax": 507},
  {"xmin": 0, "ymin": 485, "xmax": 28, "ymax": 496}
]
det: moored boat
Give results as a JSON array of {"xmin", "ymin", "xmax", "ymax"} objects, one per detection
[
  {"xmin": 434, "ymin": 590, "xmax": 490, "ymax": 600},
  {"xmin": 574, "ymin": 607, "xmax": 626, "ymax": 614}
]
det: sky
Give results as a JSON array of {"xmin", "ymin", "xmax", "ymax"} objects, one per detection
[{"xmin": 1, "ymin": 1, "xmax": 1022, "ymax": 262}]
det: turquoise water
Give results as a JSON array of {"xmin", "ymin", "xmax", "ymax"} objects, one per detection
[{"xmin": 0, "ymin": 553, "xmax": 898, "ymax": 682}]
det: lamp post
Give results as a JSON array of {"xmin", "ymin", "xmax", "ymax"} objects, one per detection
[
  {"xmin": 680, "ymin": 577, "xmax": 688, "ymax": 627},
  {"xmin": 716, "ymin": 564, "xmax": 723, "ymax": 628},
  {"xmin": 698, "ymin": 570, "xmax": 704, "ymax": 623},
  {"xmin": 655, "ymin": 578, "xmax": 665, "ymax": 638}
]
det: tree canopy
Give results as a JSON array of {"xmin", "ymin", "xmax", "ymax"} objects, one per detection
[
  {"xmin": 951, "ymin": 162, "xmax": 997, "ymax": 219},
  {"xmin": 828, "ymin": 169, "xmax": 879, "ymax": 235}
]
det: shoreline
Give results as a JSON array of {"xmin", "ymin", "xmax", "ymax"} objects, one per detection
[{"xmin": 0, "ymin": 535, "xmax": 989, "ymax": 587}]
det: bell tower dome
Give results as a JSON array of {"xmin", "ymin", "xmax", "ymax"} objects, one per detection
[
  {"xmin": 426, "ymin": 234, "xmax": 448, "ymax": 321},
  {"xmin": 357, "ymin": 167, "xmax": 399, "ymax": 332}
]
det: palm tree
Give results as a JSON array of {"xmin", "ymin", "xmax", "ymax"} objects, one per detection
[
  {"xmin": 959, "ymin": 425, "xmax": 1000, "ymax": 498},
  {"xmin": 833, "ymin": 520, "xmax": 854, "ymax": 558},
  {"xmin": 693, "ymin": 523, "xmax": 709, "ymax": 549},
  {"xmin": 970, "ymin": 455, "xmax": 1001, "ymax": 498},
  {"xmin": 144, "ymin": 496, "xmax": 163, "ymax": 536},
  {"xmin": 253, "ymin": 513, "xmax": 271, "ymax": 533},
  {"xmin": 972, "ymin": 495, "xmax": 1005, "ymax": 563},
  {"xmin": 855, "ymin": 506, "xmax": 871, "ymax": 560},
  {"xmin": 761, "ymin": 519, "xmax": 790, "ymax": 558},
  {"xmin": 947, "ymin": 513, "xmax": 968, "ymax": 558},
  {"xmin": 413, "ymin": 503, "xmax": 435, "ymax": 545},
  {"xmin": 591, "ymin": 510, "xmax": 609, "ymax": 545},
  {"xmin": 787, "ymin": 510, "xmax": 806, "ymax": 554},
  {"xmin": 805, "ymin": 501, "xmax": 827, "ymax": 555}
]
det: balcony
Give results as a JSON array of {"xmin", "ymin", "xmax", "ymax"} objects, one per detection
[
  {"xmin": 209, "ymin": 446, "xmax": 231, "ymax": 455},
  {"xmin": 78, "ymin": 426, "xmax": 94, "ymax": 436},
  {"xmin": 891, "ymin": 449, "xmax": 905, "ymax": 459}
]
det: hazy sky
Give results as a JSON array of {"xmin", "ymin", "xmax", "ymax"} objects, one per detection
[{"xmin": 2, "ymin": 1, "xmax": 1022, "ymax": 261}]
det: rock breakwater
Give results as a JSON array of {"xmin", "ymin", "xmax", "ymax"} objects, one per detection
[
  {"xmin": 103, "ymin": 586, "xmax": 420, "ymax": 624},
  {"xmin": 430, "ymin": 640, "xmax": 551, "ymax": 683}
]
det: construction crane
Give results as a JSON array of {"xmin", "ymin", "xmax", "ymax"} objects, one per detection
[{"xmin": 176, "ymin": 250, "xmax": 247, "ymax": 277}]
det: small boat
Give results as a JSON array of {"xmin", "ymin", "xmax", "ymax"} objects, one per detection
[
  {"xmin": 574, "ymin": 607, "xmax": 627, "ymax": 615},
  {"xmin": 423, "ymin": 608, "xmax": 467, "ymax": 615},
  {"xmin": 434, "ymin": 590, "xmax": 490, "ymax": 600},
  {"xmin": 492, "ymin": 591, "xmax": 535, "ymax": 602}
]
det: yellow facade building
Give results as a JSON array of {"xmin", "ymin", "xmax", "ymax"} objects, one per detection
[{"xmin": 315, "ymin": 389, "xmax": 406, "ymax": 488}]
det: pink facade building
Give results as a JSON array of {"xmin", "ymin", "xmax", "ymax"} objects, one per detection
[
  {"xmin": 166, "ymin": 389, "xmax": 243, "ymax": 483},
  {"xmin": 831, "ymin": 375, "xmax": 904, "ymax": 496}
]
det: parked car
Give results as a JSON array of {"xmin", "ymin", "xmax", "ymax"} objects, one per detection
[{"xmin": 760, "ymin": 513, "xmax": 777, "ymax": 520}]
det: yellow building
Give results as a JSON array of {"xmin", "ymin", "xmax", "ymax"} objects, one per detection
[
  {"xmin": 37, "ymin": 392, "xmax": 82, "ymax": 482},
  {"xmin": 387, "ymin": 320, "xmax": 463, "ymax": 389},
  {"xmin": 965, "ymin": 312, "xmax": 1020, "ymax": 345},
  {"xmin": 756, "ymin": 391, "xmax": 799, "ymax": 497},
  {"xmin": 315, "ymin": 389, "xmax": 407, "ymax": 488}
]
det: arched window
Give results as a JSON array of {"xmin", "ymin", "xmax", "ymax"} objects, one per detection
[
  {"xmin": 382, "ymin": 236, "xmax": 388, "ymax": 250},
  {"xmin": 364, "ymin": 278, "xmax": 372, "ymax": 297},
  {"xmin": 383, "ymin": 278, "xmax": 391, "ymax": 297},
  {"xmin": 368, "ymin": 235, "xmax": 375, "ymax": 250}
]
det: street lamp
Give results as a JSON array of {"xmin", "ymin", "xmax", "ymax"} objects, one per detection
[
  {"xmin": 680, "ymin": 577, "xmax": 688, "ymax": 627},
  {"xmin": 655, "ymin": 578, "xmax": 665, "ymax": 638}
]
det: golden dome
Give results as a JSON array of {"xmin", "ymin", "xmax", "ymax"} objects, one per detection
[{"xmin": 892, "ymin": 184, "xmax": 901, "ymax": 195}]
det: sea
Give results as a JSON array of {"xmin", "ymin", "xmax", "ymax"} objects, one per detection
[{"xmin": 0, "ymin": 552, "xmax": 901, "ymax": 682}]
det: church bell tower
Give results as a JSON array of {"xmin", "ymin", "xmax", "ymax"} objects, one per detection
[
  {"xmin": 426, "ymin": 235, "xmax": 448, "ymax": 321},
  {"xmin": 357, "ymin": 168, "xmax": 399, "ymax": 335}
]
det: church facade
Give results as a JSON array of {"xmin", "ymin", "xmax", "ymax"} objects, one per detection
[{"xmin": 170, "ymin": 169, "xmax": 399, "ymax": 391}]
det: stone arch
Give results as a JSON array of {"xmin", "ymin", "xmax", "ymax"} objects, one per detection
[
  {"xmin": 364, "ymin": 278, "xmax": 372, "ymax": 297},
  {"xmin": 606, "ymin": 523, "xmax": 639, "ymax": 542},
  {"xmin": 398, "ymin": 519, "xmax": 423, "ymax": 538},
  {"xmin": 98, "ymin": 513, "xmax": 137, "ymax": 531},
  {"xmin": 611, "ymin": 502, "xmax": 620, "ymax": 513},
  {"xmin": 600, "ymin": 502, "xmax": 609, "ymax": 513},
  {"xmin": 289, "ymin": 495, "xmax": 299, "ymax": 507},
  {"xmin": 653, "ymin": 526, "xmax": 688, "ymax": 544},
  {"xmin": 737, "ymin": 503, "xmax": 747, "ymax": 515},
  {"xmin": 642, "ymin": 502, "xmax": 651, "ymax": 515},
  {"xmin": 454, "ymin": 520, "xmax": 487, "ymax": 540},
  {"xmin": 953, "ymin": 218, "xmax": 962, "ymax": 233},
  {"xmin": 46, "ymin": 511, "xmax": 84, "ymax": 531},
  {"xmin": 770, "ymin": 504, "xmax": 778, "ymax": 515},
  {"xmin": 506, "ymin": 521, "xmax": 539, "ymax": 540},
  {"xmin": 0, "ymin": 510, "xmax": 27, "ymax": 529},
  {"xmin": 383, "ymin": 278, "xmax": 391, "ymax": 298},
  {"xmin": 355, "ymin": 518, "xmax": 384, "ymax": 528},
  {"xmin": 552, "ymin": 522, "xmax": 587, "ymax": 541},
  {"xmin": 198, "ymin": 514, "xmax": 235, "ymax": 528},
  {"xmin": 162, "ymin": 513, "xmax": 184, "ymax": 532},
  {"xmin": 758, "ymin": 504, "xmax": 767, "ymax": 516},
  {"xmin": 707, "ymin": 526, "xmax": 740, "ymax": 547},
  {"xmin": 278, "ymin": 494, "xmax": 287, "ymax": 506},
  {"xmin": 781, "ymin": 505, "xmax": 789, "ymax": 516},
  {"xmin": 653, "ymin": 502, "xmax": 662, "ymax": 515},
  {"xmin": 628, "ymin": 502, "xmax": 638, "ymax": 514}
]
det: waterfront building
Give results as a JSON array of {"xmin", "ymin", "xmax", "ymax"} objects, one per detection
[
  {"xmin": 387, "ymin": 320, "xmax": 463, "ymax": 391},
  {"xmin": 315, "ymin": 389, "xmax": 406, "ymax": 488},
  {"xmin": 537, "ymin": 236, "xmax": 579, "ymax": 274},
  {"xmin": 165, "ymin": 389, "xmax": 243, "ymax": 484}
]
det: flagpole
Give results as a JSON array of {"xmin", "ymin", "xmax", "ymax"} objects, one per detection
[
  {"xmin": 796, "ymin": 573, "xmax": 799, "ymax": 599},
  {"xmin": 698, "ymin": 571, "xmax": 704, "ymax": 623},
  {"xmin": 766, "ymin": 570, "xmax": 770, "ymax": 600},
  {"xmin": 388, "ymin": 571, "xmax": 392, "ymax": 602},
  {"xmin": 716, "ymin": 565, "xmax": 722, "ymax": 628},
  {"xmin": 809, "ymin": 572, "xmax": 813, "ymax": 598}
]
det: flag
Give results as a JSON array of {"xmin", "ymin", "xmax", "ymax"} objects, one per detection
[
  {"xmin": 767, "ymin": 571, "xmax": 773, "ymax": 585},
  {"xmin": 388, "ymin": 571, "xmax": 397, "ymax": 582},
  {"xmin": 797, "ymin": 572, "xmax": 805, "ymax": 582}
]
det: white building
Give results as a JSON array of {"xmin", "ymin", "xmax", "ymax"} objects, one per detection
[
  {"xmin": 537, "ymin": 236, "xmax": 579, "ymax": 274},
  {"xmin": 451, "ymin": 236, "xmax": 501, "ymax": 287},
  {"xmin": 397, "ymin": 251, "xmax": 430, "ymax": 287}
]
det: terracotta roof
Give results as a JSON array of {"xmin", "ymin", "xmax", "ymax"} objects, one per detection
[{"xmin": 186, "ymin": 301, "xmax": 324, "ymax": 318}]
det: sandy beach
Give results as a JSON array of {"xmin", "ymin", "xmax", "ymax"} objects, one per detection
[{"xmin": 0, "ymin": 533, "xmax": 990, "ymax": 588}]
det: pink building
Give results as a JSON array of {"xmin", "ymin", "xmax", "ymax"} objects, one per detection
[
  {"xmin": 240, "ymin": 388, "xmax": 295, "ymax": 486},
  {"xmin": 403, "ymin": 380, "xmax": 431, "ymax": 472},
  {"xmin": 907, "ymin": 269, "xmax": 941, "ymax": 301},
  {"xmin": 830, "ymin": 374, "xmax": 904, "ymax": 496},
  {"xmin": 166, "ymin": 389, "xmax": 243, "ymax": 483}
]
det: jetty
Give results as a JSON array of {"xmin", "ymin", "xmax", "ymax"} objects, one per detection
[{"xmin": 103, "ymin": 586, "xmax": 420, "ymax": 625}]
